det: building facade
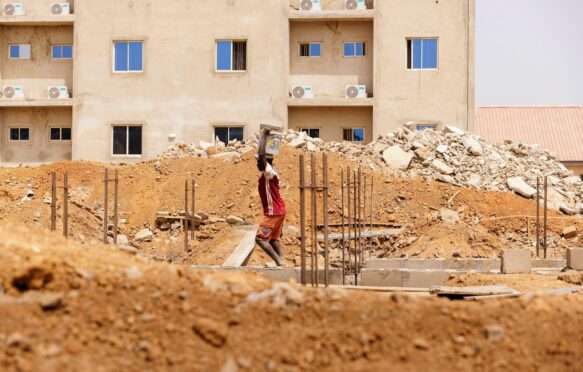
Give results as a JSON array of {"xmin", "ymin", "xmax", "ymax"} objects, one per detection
[{"xmin": 0, "ymin": 0, "xmax": 475, "ymax": 164}]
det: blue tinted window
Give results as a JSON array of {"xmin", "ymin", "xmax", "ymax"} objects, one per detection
[
  {"xmin": 10, "ymin": 45, "xmax": 20, "ymax": 58},
  {"xmin": 344, "ymin": 43, "xmax": 355, "ymax": 57},
  {"xmin": 115, "ymin": 41, "xmax": 142, "ymax": 72},
  {"xmin": 310, "ymin": 43, "xmax": 321, "ymax": 57},
  {"xmin": 62, "ymin": 45, "xmax": 73, "ymax": 59},
  {"xmin": 410, "ymin": 38, "xmax": 438, "ymax": 69},
  {"xmin": 128, "ymin": 42, "xmax": 143, "ymax": 71},
  {"xmin": 355, "ymin": 42, "xmax": 364, "ymax": 56},
  {"xmin": 216, "ymin": 41, "xmax": 232, "ymax": 71},
  {"xmin": 422, "ymin": 39, "xmax": 438, "ymax": 69},
  {"xmin": 412, "ymin": 39, "xmax": 422, "ymax": 69},
  {"xmin": 52, "ymin": 46, "xmax": 62, "ymax": 59},
  {"xmin": 353, "ymin": 128, "xmax": 365, "ymax": 142},
  {"xmin": 416, "ymin": 125, "xmax": 437, "ymax": 131},
  {"xmin": 114, "ymin": 42, "xmax": 129, "ymax": 71}
]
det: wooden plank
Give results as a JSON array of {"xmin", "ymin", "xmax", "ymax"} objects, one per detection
[
  {"xmin": 223, "ymin": 228, "xmax": 258, "ymax": 267},
  {"xmin": 431, "ymin": 285, "xmax": 518, "ymax": 296},
  {"xmin": 316, "ymin": 228, "xmax": 402, "ymax": 241}
]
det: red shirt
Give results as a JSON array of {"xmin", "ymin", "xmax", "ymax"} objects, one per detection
[{"xmin": 258, "ymin": 163, "xmax": 286, "ymax": 216}]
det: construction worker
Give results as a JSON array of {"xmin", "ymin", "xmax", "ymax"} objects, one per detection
[{"xmin": 255, "ymin": 128, "xmax": 286, "ymax": 266}]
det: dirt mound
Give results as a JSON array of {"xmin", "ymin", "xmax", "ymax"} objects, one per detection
[{"xmin": 0, "ymin": 224, "xmax": 583, "ymax": 371}]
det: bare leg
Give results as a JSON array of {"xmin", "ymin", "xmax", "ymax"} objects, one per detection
[
  {"xmin": 270, "ymin": 240, "xmax": 284, "ymax": 259},
  {"xmin": 256, "ymin": 239, "xmax": 282, "ymax": 266}
]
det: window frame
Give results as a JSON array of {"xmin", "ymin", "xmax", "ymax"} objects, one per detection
[
  {"xmin": 407, "ymin": 37, "xmax": 439, "ymax": 70},
  {"xmin": 213, "ymin": 125, "xmax": 245, "ymax": 144},
  {"xmin": 8, "ymin": 127, "xmax": 31, "ymax": 142},
  {"xmin": 111, "ymin": 124, "xmax": 143, "ymax": 157},
  {"xmin": 215, "ymin": 39, "xmax": 247, "ymax": 73},
  {"xmin": 342, "ymin": 127, "xmax": 366, "ymax": 143},
  {"xmin": 8, "ymin": 44, "xmax": 31, "ymax": 60},
  {"xmin": 299, "ymin": 42, "xmax": 322, "ymax": 58},
  {"xmin": 415, "ymin": 124, "xmax": 438, "ymax": 132},
  {"xmin": 112, "ymin": 40, "xmax": 144, "ymax": 74},
  {"xmin": 51, "ymin": 44, "xmax": 73, "ymax": 60},
  {"xmin": 48, "ymin": 127, "xmax": 72, "ymax": 142},
  {"xmin": 299, "ymin": 128, "xmax": 321, "ymax": 138},
  {"xmin": 343, "ymin": 42, "xmax": 367, "ymax": 58}
]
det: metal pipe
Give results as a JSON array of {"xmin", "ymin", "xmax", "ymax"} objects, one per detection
[
  {"xmin": 544, "ymin": 175, "xmax": 548, "ymax": 259},
  {"xmin": 299, "ymin": 155, "xmax": 306, "ymax": 286},
  {"xmin": 536, "ymin": 177, "xmax": 540, "ymax": 257},
  {"xmin": 63, "ymin": 172, "xmax": 68, "ymax": 238},
  {"xmin": 51, "ymin": 172, "xmax": 57, "ymax": 231},
  {"xmin": 311, "ymin": 153, "xmax": 317, "ymax": 287},
  {"xmin": 114, "ymin": 170, "xmax": 119, "ymax": 245},
  {"xmin": 323, "ymin": 153, "xmax": 329, "ymax": 287},
  {"xmin": 184, "ymin": 180, "xmax": 189, "ymax": 252},
  {"xmin": 341, "ymin": 168, "xmax": 346, "ymax": 286},
  {"xmin": 103, "ymin": 168, "xmax": 109, "ymax": 244}
]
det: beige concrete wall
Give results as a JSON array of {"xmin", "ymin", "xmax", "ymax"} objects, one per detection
[
  {"xmin": 289, "ymin": 107, "xmax": 372, "ymax": 142},
  {"xmin": 0, "ymin": 0, "xmax": 75, "ymax": 16},
  {"xmin": 0, "ymin": 108, "xmax": 72, "ymax": 163},
  {"xmin": 566, "ymin": 164, "xmax": 583, "ymax": 176},
  {"xmin": 373, "ymin": 0, "xmax": 475, "ymax": 136},
  {"xmin": 0, "ymin": 26, "xmax": 74, "ymax": 99},
  {"xmin": 73, "ymin": 0, "xmax": 289, "ymax": 162},
  {"xmin": 290, "ymin": 21, "xmax": 373, "ymax": 97}
]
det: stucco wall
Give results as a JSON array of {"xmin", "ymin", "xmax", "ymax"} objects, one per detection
[
  {"xmin": 373, "ymin": 0, "xmax": 475, "ymax": 136},
  {"xmin": 73, "ymin": 0, "xmax": 289, "ymax": 162},
  {"xmin": 0, "ymin": 107, "xmax": 72, "ymax": 163},
  {"xmin": 289, "ymin": 106, "xmax": 372, "ymax": 142},
  {"xmin": 0, "ymin": 26, "xmax": 74, "ymax": 99},
  {"xmin": 290, "ymin": 21, "xmax": 373, "ymax": 97}
]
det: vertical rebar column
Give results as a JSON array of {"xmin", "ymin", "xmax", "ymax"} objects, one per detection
[
  {"xmin": 370, "ymin": 176, "xmax": 374, "ymax": 258},
  {"xmin": 191, "ymin": 179, "xmax": 196, "ymax": 240},
  {"xmin": 363, "ymin": 174, "xmax": 367, "ymax": 265},
  {"xmin": 341, "ymin": 168, "xmax": 346, "ymax": 286},
  {"xmin": 353, "ymin": 170, "xmax": 358, "ymax": 286},
  {"xmin": 103, "ymin": 168, "xmax": 109, "ymax": 244},
  {"xmin": 51, "ymin": 172, "xmax": 57, "ymax": 231},
  {"xmin": 299, "ymin": 155, "xmax": 306, "ymax": 286},
  {"xmin": 543, "ymin": 176, "xmax": 548, "ymax": 259},
  {"xmin": 184, "ymin": 180, "xmax": 189, "ymax": 252},
  {"xmin": 346, "ymin": 168, "xmax": 352, "ymax": 284},
  {"xmin": 114, "ymin": 170, "xmax": 119, "ymax": 245},
  {"xmin": 323, "ymin": 153, "xmax": 329, "ymax": 287},
  {"xmin": 357, "ymin": 167, "xmax": 363, "ymax": 281},
  {"xmin": 311, "ymin": 154, "xmax": 318, "ymax": 287},
  {"xmin": 536, "ymin": 177, "xmax": 540, "ymax": 258},
  {"xmin": 63, "ymin": 172, "xmax": 68, "ymax": 238}
]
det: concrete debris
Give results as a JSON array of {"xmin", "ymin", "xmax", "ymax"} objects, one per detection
[
  {"xmin": 226, "ymin": 216, "xmax": 244, "ymax": 225},
  {"xmin": 562, "ymin": 226, "xmax": 577, "ymax": 239},
  {"xmin": 438, "ymin": 208, "xmax": 460, "ymax": 224},
  {"xmin": 134, "ymin": 228, "xmax": 154, "ymax": 242},
  {"xmin": 160, "ymin": 126, "xmax": 583, "ymax": 214}
]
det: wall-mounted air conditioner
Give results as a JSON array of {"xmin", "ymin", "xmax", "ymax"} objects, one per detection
[
  {"xmin": 292, "ymin": 86, "xmax": 314, "ymax": 99},
  {"xmin": 299, "ymin": 0, "xmax": 321, "ymax": 11},
  {"xmin": 345, "ymin": 0, "xmax": 366, "ymax": 10},
  {"xmin": 3, "ymin": 3, "xmax": 25, "ymax": 16},
  {"xmin": 48, "ymin": 86, "xmax": 69, "ymax": 99},
  {"xmin": 345, "ymin": 85, "xmax": 367, "ymax": 99},
  {"xmin": 2, "ymin": 86, "xmax": 24, "ymax": 99},
  {"xmin": 50, "ymin": 3, "xmax": 71, "ymax": 15}
]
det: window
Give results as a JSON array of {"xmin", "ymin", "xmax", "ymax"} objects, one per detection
[
  {"xmin": 112, "ymin": 125, "xmax": 142, "ymax": 155},
  {"xmin": 407, "ymin": 38, "xmax": 438, "ymax": 69},
  {"xmin": 214, "ymin": 126, "xmax": 244, "ymax": 144},
  {"xmin": 416, "ymin": 124, "xmax": 437, "ymax": 131},
  {"xmin": 113, "ymin": 41, "xmax": 143, "ymax": 72},
  {"xmin": 52, "ymin": 45, "xmax": 73, "ymax": 60},
  {"xmin": 9, "ymin": 44, "xmax": 31, "ymax": 60},
  {"xmin": 9, "ymin": 128, "xmax": 30, "ymax": 141},
  {"xmin": 343, "ymin": 42, "xmax": 366, "ymax": 57},
  {"xmin": 50, "ymin": 127, "xmax": 72, "ymax": 141},
  {"xmin": 216, "ymin": 40, "xmax": 247, "ymax": 71},
  {"xmin": 300, "ymin": 128, "xmax": 320, "ymax": 138},
  {"xmin": 299, "ymin": 43, "xmax": 321, "ymax": 57},
  {"xmin": 343, "ymin": 128, "xmax": 365, "ymax": 142}
]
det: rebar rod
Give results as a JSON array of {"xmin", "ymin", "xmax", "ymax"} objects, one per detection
[
  {"xmin": 536, "ymin": 177, "xmax": 540, "ymax": 257},
  {"xmin": 341, "ymin": 168, "xmax": 346, "ymax": 286},
  {"xmin": 353, "ymin": 169, "xmax": 358, "ymax": 286},
  {"xmin": 184, "ymin": 180, "xmax": 189, "ymax": 252},
  {"xmin": 114, "ymin": 170, "xmax": 119, "ymax": 245},
  {"xmin": 323, "ymin": 153, "xmax": 329, "ymax": 287},
  {"xmin": 63, "ymin": 172, "xmax": 68, "ymax": 238},
  {"xmin": 370, "ymin": 176, "xmax": 374, "ymax": 258},
  {"xmin": 191, "ymin": 179, "xmax": 196, "ymax": 240},
  {"xmin": 347, "ymin": 168, "xmax": 352, "ymax": 283},
  {"xmin": 544, "ymin": 176, "xmax": 548, "ymax": 259},
  {"xmin": 300, "ymin": 155, "xmax": 306, "ymax": 286},
  {"xmin": 51, "ymin": 172, "xmax": 57, "ymax": 231},
  {"xmin": 103, "ymin": 168, "xmax": 109, "ymax": 244},
  {"xmin": 311, "ymin": 154, "xmax": 318, "ymax": 287}
]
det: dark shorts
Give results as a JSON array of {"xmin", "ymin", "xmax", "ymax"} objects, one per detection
[{"xmin": 256, "ymin": 214, "xmax": 286, "ymax": 241}]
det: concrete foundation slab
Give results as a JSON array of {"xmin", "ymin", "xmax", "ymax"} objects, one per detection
[
  {"xmin": 501, "ymin": 250, "xmax": 532, "ymax": 274},
  {"xmin": 567, "ymin": 249, "xmax": 583, "ymax": 271}
]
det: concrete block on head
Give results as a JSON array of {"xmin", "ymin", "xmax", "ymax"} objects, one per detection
[
  {"xmin": 567, "ymin": 249, "xmax": 583, "ymax": 271},
  {"xmin": 501, "ymin": 249, "xmax": 532, "ymax": 274}
]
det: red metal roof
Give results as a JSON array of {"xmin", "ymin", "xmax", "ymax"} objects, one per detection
[{"xmin": 475, "ymin": 106, "xmax": 583, "ymax": 162}]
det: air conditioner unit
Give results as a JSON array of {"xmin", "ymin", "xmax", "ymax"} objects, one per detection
[
  {"xmin": 2, "ymin": 85, "xmax": 24, "ymax": 100},
  {"xmin": 345, "ymin": 85, "xmax": 367, "ymax": 99},
  {"xmin": 3, "ymin": 3, "xmax": 25, "ymax": 16},
  {"xmin": 292, "ymin": 85, "xmax": 314, "ymax": 99},
  {"xmin": 345, "ymin": 0, "xmax": 366, "ymax": 10},
  {"xmin": 299, "ymin": 0, "xmax": 321, "ymax": 11},
  {"xmin": 50, "ymin": 3, "xmax": 70, "ymax": 15},
  {"xmin": 48, "ymin": 86, "xmax": 69, "ymax": 99}
]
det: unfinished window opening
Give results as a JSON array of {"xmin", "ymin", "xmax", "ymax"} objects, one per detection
[
  {"xmin": 113, "ymin": 41, "xmax": 143, "ymax": 72},
  {"xmin": 112, "ymin": 125, "xmax": 142, "ymax": 156},
  {"xmin": 300, "ymin": 128, "xmax": 320, "ymax": 138},
  {"xmin": 50, "ymin": 127, "xmax": 72, "ymax": 141},
  {"xmin": 9, "ymin": 44, "xmax": 31, "ymax": 60},
  {"xmin": 214, "ymin": 126, "xmax": 244, "ymax": 144},
  {"xmin": 216, "ymin": 40, "xmax": 247, "ymax": 71},
  {"xmin": 299, "ymin": 43, "xmax": 321, "ymax": 57},
  {"xmin": 343, "ymin": 128, "xmax": 365, "ymax": 142},
  {"xmin": 407, "ymin": 38, "xmax": 438, "ymax": 69},
  {"xmin": 9, "ymin": 127, "xmax": 30, "ymax": 141}
]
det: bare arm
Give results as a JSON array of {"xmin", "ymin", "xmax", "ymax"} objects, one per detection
[{"xmin": 258, "ymin": 128, "xmax": 270, "ymax": 170}]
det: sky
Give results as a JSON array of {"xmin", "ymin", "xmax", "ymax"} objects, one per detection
[{"xmin": 476, "ymin": 0, "xmax": 583, "ymax": 105}]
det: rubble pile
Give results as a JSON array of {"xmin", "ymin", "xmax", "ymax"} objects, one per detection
[{"xmin": 160, "ymin": 125, "xmax": 583, "ymax": 214}]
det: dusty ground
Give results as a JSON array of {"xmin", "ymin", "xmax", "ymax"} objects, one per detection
[
  {"xmin": 1, "ymin": 224, "xmax": 583, "ymax": 371},
  {"xmin": 0, "ymin": 147, "xmax": 581, "ymax": 267}
]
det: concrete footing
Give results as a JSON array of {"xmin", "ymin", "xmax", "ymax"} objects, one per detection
[
  {"xmin": 360, "ymin": 269, "xmax": 456, "ymax": 288},
  {"xmin": 365, "ymin": 258, "xmax": 565, "ymax": 272},
  {"xmin": 501, "ymin": 249, "xmax": 532, "ymax": 274},
  {"xmin": 567, "ymin": 249, "xmax": 583, "ymax": 271}
]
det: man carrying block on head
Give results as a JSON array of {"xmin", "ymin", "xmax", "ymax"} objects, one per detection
[{"xmin": 255, "ymin": 127, "xmax": 286, "ymax": 266}]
